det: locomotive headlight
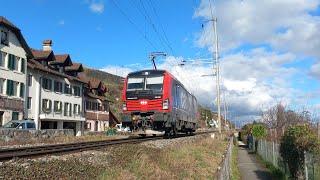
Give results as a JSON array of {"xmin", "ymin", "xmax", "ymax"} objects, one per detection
[
  {"xmin": 122, "ymin": 103, "xmax": 127, "ymax": 111},
  {"xmin": 163, "ymin": 99, "xmax": 169, "ymax": 110}
]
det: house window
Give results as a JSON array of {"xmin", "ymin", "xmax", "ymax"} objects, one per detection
[
  {"xmin": 73, "ymin": 104, "xmax": 81, "ymax": 115},
  {"xmin": 64, "ymin": 103, "xmax": 69, "ymax": 116},
  {"xmin": 0, "ymin": 51, "xmax": 6, "ymax": 67},
  {"xmin": 42, "ymin": 99, "xmax": 52, "ymax": 113},
  {"xmin": 19, "ymin": 83, "xmax": 24, "ymax": 98},
  {"xmin": 54, "ymin": 81, "xmax": 63, "ymax": 93},
  {"xmin": 0, "ymin": 79, "xmax": 4, "ymax": 94},
  {"xmin": 73, "ymin": 86, "xmax": 81, "ymax": 96},
  {"xmin": 1, "ymin": 30, "xmax": 9, "ymax": 46},
  {"xmin": 64, "ymin": 84, "xmax": 72, "ymax": 95},
  {"xmin": 20, "ymin": 58, "xmax": 25, "ymax": 73},
  {"xmin": 54, "ymin": 101, "xmax": 62, "ymax": 113},
  {"xmin": 6, "ymin": 80, "xmax": 17, "ymax": 96},
  {"xmin": 27, "ymin": 74, "xmax": 32, "ymax": 87},
  {"xmin": 12, "ymin": 112, "xmax": 19, "ymax": 120},
  {"xmin": 42, "ymin": 78, "xmax": 52, "ymax": 91},
  {"xmin": 27, "ymin": 97, "xmax": 32, "ymax": 109},
  {"xmin": 7, "ymin": 54, "xmax": 16, "ymax": 70}
]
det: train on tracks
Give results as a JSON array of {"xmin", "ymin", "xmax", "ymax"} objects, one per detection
[{"xmin": 121, "ymin": 69, "xmax": 198, "ymax": 136}]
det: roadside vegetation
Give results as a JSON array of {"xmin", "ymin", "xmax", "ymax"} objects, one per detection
[
  {"xmin": 0, "ymin": 135, "xmax": 228, "ymax": 179},
  {"xmin": 240, "ymin": 103, "xmax": 320, "ymax": 179},
  {"xmin": 101, "ymin": 135, "xmax": 228, "ymax": 179},
  {"xmin": 231, "ymin": 141, "xmax": 240, "ymax": 180}
]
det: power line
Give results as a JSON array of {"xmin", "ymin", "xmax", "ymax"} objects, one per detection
[
  {"xmin": 136, "ymin": 0, "xmax": 174, "ymax": 55},
  {"xmin": 110, "ymin": 0, "xmax": 158, "ymax": 50},
  {"xmin": 146, "ymin": 0, "xmax": 175, "ymax": 55}
]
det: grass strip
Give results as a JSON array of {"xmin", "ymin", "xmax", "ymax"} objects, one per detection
[
  {"xmin": 255, "ymin": 153, "xmax": 285, "ymax": 180},
  {"xmin": 231, "ymin": 142, "xmax": 240, "ymax": 180}
]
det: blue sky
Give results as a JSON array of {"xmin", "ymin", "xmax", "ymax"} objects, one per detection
[
  {"xmin": 1, "ymin": 0, "xmax": 206, "ymax": 68},
  {"xmin": 2, "ymin": 0, "xmax": 320, "ymax": 121}
]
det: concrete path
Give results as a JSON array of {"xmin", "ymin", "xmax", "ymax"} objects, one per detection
[{"xmin": 237, "ymin": 141, "xmax": 273, "ymax": 180}]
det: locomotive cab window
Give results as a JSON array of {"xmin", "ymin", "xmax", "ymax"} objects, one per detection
[
  {"xmin": 127, "ymin": 77, "xmax": 144, "ymax": 91},
  {"xmin": 146, "ymin": 76, "xmax": 163, "ymax": 90}
]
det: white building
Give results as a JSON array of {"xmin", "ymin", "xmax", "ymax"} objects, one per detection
[
  {"xmin": 78, "ymin": 76, "xmax": 110, "ymax": 132},
  {"xmin": 0, "ymin": 16, "xmax": 33, "ymax": 126},
  {"xmin": 27, "ymin": 40, "xmax": 86, "ymax": 136}
]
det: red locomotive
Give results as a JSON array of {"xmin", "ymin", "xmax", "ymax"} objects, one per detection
[{"xmin": 121, "ymin": 69, "xmax": 198, "ymax": 136}]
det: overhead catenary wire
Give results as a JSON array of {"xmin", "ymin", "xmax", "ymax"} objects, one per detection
[
  {"xmin": 136, "ymin": 0, "xmax": 174, "ymax": 55},
  {"xmin": 110, "ymin": 0, "xmax": 158, "ymax": 50},
  {"xmin": 146, "ymin": 0, "xmax": 175, "ymax": 55}
]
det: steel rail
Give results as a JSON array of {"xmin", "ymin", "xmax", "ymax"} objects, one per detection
[{"xmin": 0, "ymin": 130, "xmax": 216, "ymax": 161}]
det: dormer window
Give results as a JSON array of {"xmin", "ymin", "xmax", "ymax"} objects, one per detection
[{"xmin": 1, "ymin": 30, "xmax": 9, "ymax": 46}]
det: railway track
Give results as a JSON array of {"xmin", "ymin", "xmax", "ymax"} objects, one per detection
[{"xmin": 0, "ymin": 131, "xmax": 215, "ymax": 161}]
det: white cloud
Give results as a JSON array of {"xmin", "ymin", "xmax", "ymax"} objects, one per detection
[
  {"xmin": 100, "ymin": 65, "xmax": 132, "ymax": 77},
  {"xmin": 194, "ymin": 0, "xmax": 320, "ymax": 57},
  {"xmin": 87, "ymin": 0, "xmax": 104, "ymax": 14},
  {"xmin": 192, "ymin": 0, "xmax": 320, "ymax": 121}
]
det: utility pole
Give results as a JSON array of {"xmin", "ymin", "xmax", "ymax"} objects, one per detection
[
  {"xmin": 223, "ymin": 89, "xmax": 227, "ymax": 129},
  {"xmin": 212, "ymin": 17, "xmax": 221, "ymax": 134}
]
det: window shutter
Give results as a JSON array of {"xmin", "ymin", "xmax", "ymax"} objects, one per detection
[
  {"xmin": 7, "ymin": 54, "xmax": 11, "ymax": 70},
  {"xmin": 12, "ymin": 55, "xmax": 15, "ymax": 70},
  {"xmin": 7, "ymin": 80, "xmax": 12, "ymax": 96},
  {"xmin": 20, "ymin": 83, "xmax": 24, "ymax": 98},
  {"xmin": 20, "ymin": 58, "xmax": 25, "ymax": 73}
]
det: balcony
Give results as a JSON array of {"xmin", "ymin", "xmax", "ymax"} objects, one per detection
[
  {"xmin": 85, "ymin": 111, "xmax": 109, "ymax": 121},
  {"xmin": 40, "ymin": 111, "xmax": 85, "ymax": 121}
]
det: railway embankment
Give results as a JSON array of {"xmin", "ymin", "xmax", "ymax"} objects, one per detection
[{"xmin": 0, "ymin": 133, "xmax": 229, "ymax": 179}]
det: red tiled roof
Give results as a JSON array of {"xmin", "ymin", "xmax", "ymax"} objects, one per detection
[
  {"xmin": 27, "ymin": 59, "xmax": 86, "ymax": 84},
  {"xmin": 89, "ymin": 78, "xmax": 101, "ymax": 89},
  {"xmin": 54, "ymin": 54, "xmax": 69, "ymax": 63},
  {"xmin": 65, "ymin": 63, "xmax": 84, "ymax": 72},
  {"xmin": 31, "ymin": 49, "xmax": 53, "ymax": 60}
]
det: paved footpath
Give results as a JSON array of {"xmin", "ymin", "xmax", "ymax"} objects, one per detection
[{"xmin": 237, "ymin": 141, "xmax": 273, "ymax": 180}]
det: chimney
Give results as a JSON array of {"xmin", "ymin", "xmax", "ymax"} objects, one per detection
[{"xmin": 42, "ymin": 39, "xmax": 52, "ymax": 51}]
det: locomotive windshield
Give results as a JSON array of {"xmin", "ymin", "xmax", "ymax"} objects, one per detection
[
  {"xmin": 146, "ymin": 76, "xmax": 163, "ymax": 90},
  {"xmin": 127, "ymin": 75, "xmax": 164, "ymax": 91},
  {"xmin": 127, "ymin": 77, "xmax": 144, "ymax": 91}
]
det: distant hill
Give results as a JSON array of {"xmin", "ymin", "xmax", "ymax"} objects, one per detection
[
  {"xmin": 83, "ymin": 67, "xmax": 124, "ymax": 84},
  {"xmin": 83, "ymin": 67, "xmax": 124, "ymax": 120}
]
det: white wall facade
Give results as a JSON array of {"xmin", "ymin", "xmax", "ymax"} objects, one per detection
[
  {"xmin": 0, "ymin": 25, "xmax": 27, "ymax": 126},
  {"xmin": 27, "ymin": 68, "xmax": 85, "ymax": 136}
]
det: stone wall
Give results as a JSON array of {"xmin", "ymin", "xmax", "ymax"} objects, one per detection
[{"xmin": 0, "ymin": 129, "xmax": 74, "ymax": 142}]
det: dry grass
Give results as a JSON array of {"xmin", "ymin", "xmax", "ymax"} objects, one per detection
[
  {"xmin": 0, "ymin": 135, "xmax": 228, "ymax": 179},
  {"xmin": 101, "ymin": 136, "xmax": 228, "ymax": 180}
]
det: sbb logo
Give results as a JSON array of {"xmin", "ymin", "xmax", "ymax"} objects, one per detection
[{"xmin": 140, "ymin": 100, "xmax": 148, "ymax": 105}]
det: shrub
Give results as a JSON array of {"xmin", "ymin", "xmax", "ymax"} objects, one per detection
[
  {"xmin": 279, "ymin": 124, "xmax": 318, "ymax": 179},
  {"xmin": 252, "ymin": 124, "xmax": 267, "ymax": 140}
]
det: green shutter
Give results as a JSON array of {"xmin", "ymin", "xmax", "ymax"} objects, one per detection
[
  {"xmin": 6, "ymin": 80, "xmax": 12, "ymax": 96},
  {"xmin": 7, "ymin": 54, "xmax": 11, "ymax": 70},
  {"xmin": 20, "ymin": 83, "xmax": 24, "ymax": 98},
  {"xmin": 20, "ymin": 58, "xmax": 25, "ymax": 73}
]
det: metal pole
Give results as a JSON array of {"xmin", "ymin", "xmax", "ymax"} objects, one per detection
[
  {"xmin": 223, "ymin": 90, "xmax": 227, "ymax": 129},
  {"xmin": 212, "ymin": 17, "xmax": 221, "ymax": 134}
]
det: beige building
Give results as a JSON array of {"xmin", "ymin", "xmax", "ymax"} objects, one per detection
[
  {"xmin": 27, "ymin": 40, "xmax": 86, "ymax": 136},
  {"xmin": 0, "ymin": 16, "xmax": 33, "ymax": 126}
]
